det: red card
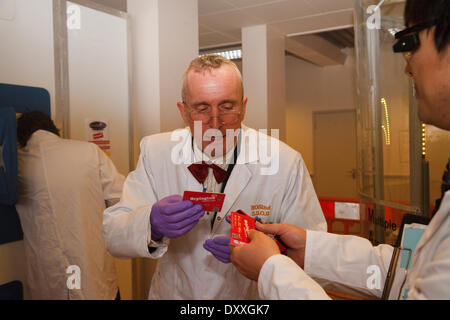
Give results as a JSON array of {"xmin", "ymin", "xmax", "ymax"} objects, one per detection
[
  {"xmin": 229, "ymin": 210, "xmax": 287, "ymax": 252},
  {"xmin": 183, "ymin": 191, "xmax": 226, "ymax": 212},
  {"xmin": 230, "ymin": 211, "xmax": 256, "ymax": 247}
]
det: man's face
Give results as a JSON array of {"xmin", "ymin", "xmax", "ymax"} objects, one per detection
[
  {"xmin": 404, "ymin": 28, "xmax": 450, "ymax": 130},
  {"xmin": 177, "ymin": 64, "xmax": 247, "ymax": 157}
]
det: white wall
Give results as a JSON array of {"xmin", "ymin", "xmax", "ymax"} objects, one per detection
[
  {"xmin": 242, "ymin": 25, "xmax": 286, "ymax": 141},
  {"xmin": 128, "ymin": 0, "xmax": 198, "ymax": 167},
  {"xmin": 0, "ymin": 0, "xmax": 55, "ymax": 115},
  {"xmin": 285, "ymin": 50, "xmax": 357, "ymax": 174},
  {"xmin": 158, "ymin": 0, "xmax": 198, "ymax": 133},
  {"xmin": 242, "ymin": 25, "xmax": 268, "ymax": 132},
  {"xmin": 67, "ymin": 2, "xmax": 130, "ymax": 176},
  {"xmin": 128, "ymin": 0, "xmax": 198, "ymax": 143}
]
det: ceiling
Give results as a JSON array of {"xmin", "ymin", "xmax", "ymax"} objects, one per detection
[
  {"xmin": 315, "ymin": 27, "xmax": 354, "ymax": 49},
  {"xmin": 198, "ymin": 0, "xmax": 355, "ymax": 49},
  {"xmin": 88, "ymin": 0, "xmax": 355, "ymax": 51},
  {"xmin": 91, "ymin": 0, "xmax": 404, "ymax": 66}
]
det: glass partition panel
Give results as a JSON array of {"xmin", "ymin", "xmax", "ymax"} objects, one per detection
[{"xmin": 355, "ymin": 0, "xmax": 426, "ymax": 245}]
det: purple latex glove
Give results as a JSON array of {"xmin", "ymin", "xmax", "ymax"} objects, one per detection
[
  {"xmin": 203, "ymin": 236, "xmax": 231, "ymax": 264},
  {"xmin": 150, "ymin": 195, "xmax": 205, "ymax": 240}
]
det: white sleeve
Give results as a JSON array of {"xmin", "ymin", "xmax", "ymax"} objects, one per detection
[
  {"xmin": 102, "ymin": 138, "xmax": 168, "ymax": 259},
  {"xmin": 96, "ymin": 146, "xmax": 125, "ymax": 207},
  {"xmin": 407, "ymin": 236, "xmax": 450, "ymax": 300},
  {"xmin": 305, "ymin": 230, "xmax": 394, "ymax": 299},
  {"xmin": 258, "ymin": 254, "xmax": 331, "ymax": 300}
]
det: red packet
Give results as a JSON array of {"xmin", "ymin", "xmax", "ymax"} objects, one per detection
[
  {"xmin": 230, "ymin": 210, "xmax": 287, "ymax": 252},
  {"xmin": 183, "ymin": 191, "xmax": 226, "ymax": 212},
  {"xmin": 230, "ymin": 211, "xmax": 256, "ymax": 247}
]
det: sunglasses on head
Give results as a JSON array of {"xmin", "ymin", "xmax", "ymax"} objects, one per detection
[{"xmin": 393, "ymin": 20, "xmax": 437, "ymax": 55}]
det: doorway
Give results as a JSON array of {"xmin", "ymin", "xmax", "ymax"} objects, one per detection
[{"xmin": 313, "ymin": 110, "xmax": 358, "ymax": 199}]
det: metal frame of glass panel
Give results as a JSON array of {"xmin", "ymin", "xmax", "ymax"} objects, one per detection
[
  {"xmin": 52, "ymin": 0, "xmax": 138, "ymax": 298},
  {"xmin": 52, "ymin": 0, "xmax": 133, "ymax": 172}
]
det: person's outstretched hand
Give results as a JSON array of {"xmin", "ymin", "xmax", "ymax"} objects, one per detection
[
  {"xmin": 230, "ymin": 230, "xmax": 280, "ymax": 281},
  {"xmin": 256, "ymin": 222, "xmax": 307, "ymax": 268}
]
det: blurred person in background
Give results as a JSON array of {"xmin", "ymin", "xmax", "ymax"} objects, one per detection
[{"xmin": 16, "ymin": 110, "xmax": 125, "ymax": 300}]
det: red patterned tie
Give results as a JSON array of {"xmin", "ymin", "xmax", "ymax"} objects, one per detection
[{"xmin": 188, "ymin": 162, "xmax": 228, "ymax": 184}]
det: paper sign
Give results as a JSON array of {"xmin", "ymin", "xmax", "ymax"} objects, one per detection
[
  {"xmin": 335, "ymin": 202, "xmax": 360, "ymax": 220},
  {"xmin": 85, "ymin": 119, "xmax": 111, "ymax": 156},
  {"xmin": 183, "ymin": 191, "xmax": 225, "ymax": 212}
]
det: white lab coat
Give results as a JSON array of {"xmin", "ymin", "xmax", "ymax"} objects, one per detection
[
  {"xmin": 258, "ymin": 191, "xmax": 450, "ymax": 300},
  {"xmin": 103, "ymin": 125, "xmax": 326, "ymax": 299},
  {"xmin": 15, "ymin": 130, "xmax": 124, "ymax": 300}
]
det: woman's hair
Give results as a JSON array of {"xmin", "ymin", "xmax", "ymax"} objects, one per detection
[
  {"xmin": 17, "ymin": 110, "xmax": 60, "ymax": 148},
  {"xmin": 405, "ymin": 0, "xmax": 450, "ymax": 52}
]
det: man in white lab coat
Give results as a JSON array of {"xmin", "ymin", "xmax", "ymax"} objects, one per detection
[
  {"xmin": 230, "ymin": 0, "xmax": 450, "ymax": 300},
  {"xmin": 103, "ymin": 55, "xmax": 326, "ymax": 299},
  {"xmin": 15, "ymin": 111, "xmax": 125, "ymax": 300}
]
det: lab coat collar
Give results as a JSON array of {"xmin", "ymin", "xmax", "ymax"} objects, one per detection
[{"xmin": 26, "ymin": 130, "xmax": 61, "ymax": 148}]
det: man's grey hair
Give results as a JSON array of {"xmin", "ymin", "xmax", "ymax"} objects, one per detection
[{"xmin": 181, "ymin": 54, "xmax": 244, "ymax": 103}]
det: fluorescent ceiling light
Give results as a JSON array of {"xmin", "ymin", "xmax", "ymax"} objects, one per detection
[{"xmin": 200, "ymin": 48, "xmax": 242, "ymax": 60}]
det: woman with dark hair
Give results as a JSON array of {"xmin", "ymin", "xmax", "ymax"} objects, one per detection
[{"xmin": 15, "ymin": 111, "xmax": 125, "ymax": 300}]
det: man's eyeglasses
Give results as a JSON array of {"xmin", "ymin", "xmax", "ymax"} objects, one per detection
[
  {"xmin": 183, "ymin": 102, "xmax": 242, "ymax": 125},
  {"xmin": 393, "ymin": 20, "xmax": 437, "ymax": 61}
]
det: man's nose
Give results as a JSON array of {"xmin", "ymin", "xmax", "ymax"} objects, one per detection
[{"xmin": 209, "ymin": 107, "xmax": 221, "ymax": 129}]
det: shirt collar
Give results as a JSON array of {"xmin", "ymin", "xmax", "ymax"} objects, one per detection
[{"xmin": 192, "ymin": 137, "xmax": 237, "ymax": 166}]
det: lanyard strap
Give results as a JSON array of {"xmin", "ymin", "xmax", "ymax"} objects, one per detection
[
  {"xmin": 211, "ymin": 145, "xmax": 238, "ymax": 229},
  {"xmin": 189, "ymin": 133, "xmax": 241, "ymax": 230}
]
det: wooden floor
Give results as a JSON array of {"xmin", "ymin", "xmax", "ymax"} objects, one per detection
[{"xmin": 326, "ymin": 290, "xmax": 369, "ymax": 300}]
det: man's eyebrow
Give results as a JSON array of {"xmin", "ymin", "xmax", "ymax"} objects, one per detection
[
  {"xmin": 191, "ymin": 99, "xmax": 238, "ymax": 107},
  {"xmin": 219, "ymin": 99, "xmax": 238, "ymax": 105},
  {"xmin": 190, "ymin": 101, "xmax": 211, "ymax": 107}
]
